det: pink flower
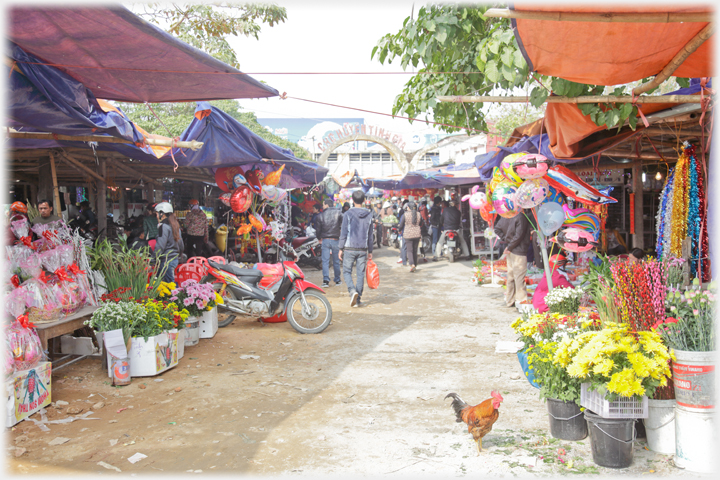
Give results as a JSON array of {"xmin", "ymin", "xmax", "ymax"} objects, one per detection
[
  {"xmin": 195, "ymin": 300, "xmax": 204, "ymax": 309},
  {"xmin": 170, "ymin": 296, "xmax": 178, "ymax": 302},
  {"xmin": 183, "ymin": 298, "xmax": 193, "ymax": 306},
  {"xmin": 693, "ymin": 309, "xmax": 699, "ymax": 316}
]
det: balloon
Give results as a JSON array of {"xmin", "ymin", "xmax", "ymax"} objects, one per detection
[
  {"xmin": 261, "ymin": 185, "xmax": 279, "ymax": 202},
  {"xmin": 499, "ymin": 152, "xmax": 526, "ymax": 185},
  {"xmin": 537, "ymin": 201, "xmax": 565, "ymax": 236},
  {"xmin": 233, "ymin": 173, "xmax": 247, "ymax": 187},
  {"xmin": 263, "ymin": 164, "xmax": 285, "ymax": 186},
  {"xmin": 543, "ymin": 184, "xmax": 566, "ymax": 206},
  {"xmin": 245, "ymin": 168, "xmax": 264, "ymax": 194},
  {"xmin": 249, "ymin": 212, "xmax": 267, "ymax": 232},
  {"xmin": 230, "ymin": 185, "xmax": 253, "ymax": 213},
  {"xmin": 515, "ymin": 178, "xmax": 550, "ymax": 209},
  {"xmin": 215, "ymin": 166, "xmax": 245, "ymax": 193},
  {"xmin": 491, "ymin": 181, "xmax": 521, "ymax": 219},
  {"xmin": 479, "ymin": 200, "xmax": 496, "ymax": 223},
  {"xmin": 219, "ymin": 193, "xmax": 231, "ymax": 207},
  {"xmin": 513, "ymin": 153, "xmax": 551, "ymax": 180},
  {"xmin": 545, "ymin": 165, "xmax": 617, "ymax": 204},
  {"xmin": 486, "ymin": 167, "xmax": 505, "ymax": 204},
  {"xmin": 562, "ymin": 204, "xmax": 600, "ymax": 235},
  {"xmin": 551, "ymin": 227, "xmax": 599, "ymax": 253},
  {"xmin": 461, "ymin": 185, "xmax": 486, "ymax": 210}
]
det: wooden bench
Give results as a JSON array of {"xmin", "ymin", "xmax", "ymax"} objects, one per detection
[{"xmin": 33, "ymin": 305, "xmax": 101, "ymax": 370}]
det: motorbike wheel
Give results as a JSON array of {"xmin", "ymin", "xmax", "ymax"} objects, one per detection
[
  {"xmin": 447, "ymin": 251, "xmax": 455, "ymax": 263},
  {"xmin": 204, "ymin": 277, "xmax": 238, "ymax": 328},
  {"xmin": 421, "ymin": 235, "xmax": 431, "ymax": 256},
  {"xmin": 393, "ymin": 239, "xmax": 399, "ymax": 249},
  {"xmin": 286, "ymin": 291, "xmax": 332, "ymax": 334}
]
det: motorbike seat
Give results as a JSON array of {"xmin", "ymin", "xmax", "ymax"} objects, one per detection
[
  {"xmin": 208, "ymin": 261, "xmax": 264, "ymax": 282},
  {"xmin": 291, "ymin": 236, "xmax": 316, "ymax": 248}
]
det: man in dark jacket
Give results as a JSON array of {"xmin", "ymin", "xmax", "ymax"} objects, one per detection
[
  {"xmin": 338, "ymin": 190, "xmax": 374, "ymax": 307},
  {"xmin": 502, "ymin": 213, "xmax": 531, "ymax": 308},
  {"xmin": 435, "ymin": 199, "xmax": 470, "ymax": 258},
  {"xmin": 429, "ymin": 196, "xmax": 443, "ymax": 260},
  {"xmin": 315, "ymin": 198, "xmax": 343, "ymax": 288}
]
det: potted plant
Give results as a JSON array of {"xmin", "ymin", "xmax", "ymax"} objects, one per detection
[
  {"xmin": 652, "ymin": 279, "xmax": 716, "ymax": 473},
  {"xmin": 164, "ymin": 280, "xmax": 221, "ymax": 346},
  {"xmin": 544, "ymin": 286, "xmax": 584, "ymax": 316},
  {"xmin": 554, "ymin": 322, "xmax": 673, "ymax": 468}
]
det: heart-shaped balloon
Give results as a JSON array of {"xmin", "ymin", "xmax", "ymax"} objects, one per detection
[
  {"xmin": 230, "ymin": 185, "xmax": 253, "ymax": 213},
  {"xmin": 219, "ymin": 192, "xmax": 231, "ymax": 207},
  {"xmin": 515, "ymin": 178, "xmax": 550, "ymax": 209},
  {"xmin": 491, "ymin": 181, "xmax": 520, "ymax": 219},
  {"xmin": 537, "ymin": 201, "xmax": 566, "ymax": 236}
]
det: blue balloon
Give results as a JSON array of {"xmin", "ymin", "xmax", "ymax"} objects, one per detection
[{"xmin": 537, "ymin": 201, "xmax": 565, "ymax": 236}]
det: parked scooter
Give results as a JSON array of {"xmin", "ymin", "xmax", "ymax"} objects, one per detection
[
  {"xmin": 202, "ymin": 242, "xmax": 332, "ymax": 334},
  {"xmin": 388, "ymin": 225, "xmax": 400, "ymax": 248},
  {"xmin": 441, "ymin": 229, "xmax": 460, "ymax": 263}
]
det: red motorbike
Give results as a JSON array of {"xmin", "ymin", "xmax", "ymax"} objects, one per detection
[{"xmin": 202, "ymin": 243, "xmax": 332, "ymax": 334}]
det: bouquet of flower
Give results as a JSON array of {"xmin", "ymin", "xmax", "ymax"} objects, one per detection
[
  {"xmin": 554, "ymin": 322, "xmax": 673, "ymax": 401},
  {"xmin": 663, "ymin": 256, "xmax": 685, "ymax": 288},
  {"xmin": 545, "ymin": 286, "xmax": 584, "ymax": 316},
  {"xmin": 132, "ymin": 299, "xmax": 191, "ymax": 341},
  {"xmin": 85, "ymin": 301, "xmax": 144, "ymax": 346},
  {"xmin": 167, "ymin": 280, "xmax": 221, "ymax": 317},
  {"xmin": 610, "ymin": 258, "xmax": 667, "ymax": 331},
  {"xmin": 653, "ymin": 279, "xmax": 716, "ymax": 352},
  {"xmin": 10, "ymin": 217, "xmax": 30, "ymax": 239},
  {"xmin": 470, "ymin": 258, "xmax": 486, "ymax": 285}
]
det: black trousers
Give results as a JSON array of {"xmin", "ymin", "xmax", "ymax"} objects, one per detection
[
  {"xmin": 187, "ymin": 235, "xmax": 206, "ymax": 258},
  {"xmin": 406, "ymin": 237, "xmax": 420, "ymax": 266}
]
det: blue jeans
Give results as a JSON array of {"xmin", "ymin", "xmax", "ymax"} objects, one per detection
[
  {"xmin": 160, "ymin": 257, "xmax": 179, "ymax": 283},
  {"xmin": 400, "ymin": 236, "xmax": 407, "ymax": 265},
  {"xmin": 321, "ymin": 239, "xmax": 341, "ymax": 284},
  {"xmin": 430, "ymin": 226, "xmax": 441, "ymax": 255},
  {"xmin": 343, "ymin": 250, "xmax": 367, "ymax": 299}
]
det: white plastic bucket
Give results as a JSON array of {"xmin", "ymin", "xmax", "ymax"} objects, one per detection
[
  {"xmin": 184, "ymin": 317, "xmax": 200, "ymax": 346},
  {"xmin": 643, "ymin": 399, "xmax": 676, "ymax": 455},
  {"xmin": 672, "ymin": 350, "xmax": 715, "ymax": 410},
  {"xmin": 674, "ymin": 405, "xmax": 717, "ymax": 473}
]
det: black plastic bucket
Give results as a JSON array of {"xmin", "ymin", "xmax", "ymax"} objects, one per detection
[
  {"xmin": 547, "ymin": 398, "xmax": 588, "ymax": 440},
  {"xmin": 584, "ymin": 410, "xmax": 635, "ymax": 468}
]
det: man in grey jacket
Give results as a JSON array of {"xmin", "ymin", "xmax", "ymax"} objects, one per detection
[
  {"xmin": 338, "ymin": 190, "xmax": 374, "ymax": 307},
  {"xmin": 502, "ymin": 213, "xmax": 531, "ymax": 308}
]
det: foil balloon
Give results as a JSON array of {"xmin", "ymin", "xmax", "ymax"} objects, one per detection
[
  {"xmin": 545, "ymin": 165, "xmax": 617, "ymax": 204},
  {"xmin": 499, "ymin": 152, "xmax": 526, "ymax": 185},
  {"xmin": 219, "ymin": 192, "xmax": 231, "ymax": 207},
  {"xmin": 513, "ymin": 153, "xmax": 551, "ymax": 180},
  {"xmin": 542, "ymin": 184, "xmax": 566, "ymax": 206},
  {"xmin": 537, "ymin": 201, "xmax": 565, "ymax": 236},
  {"xmin": 233, "ymin": 173, "xmax": 247, "ymax": 187},
  {"xmin": 486, "ymin": 167, "xmax": 506, "ymax": 204},
  {"xmin": 491, "ymin": 181, "xmax": 520, "ymax": 219},
  {"xmin": 461, "ymin": 185, "xmax": 486, "ymax": 210},
  {"xmin": 245, "ymin": 168, "xmax": 264, "ymax": 194},
  {"xmin": 478, "ymin": 196, "xmax": 496, "ymax": 223},
  {"xmin": 515, "ymin": 178, "xmax": 550, "ymax": 209},
  {"xmin": 551, "ymin": 227, "xmax": 599, "ymax": 253},
  {"xmin": 251, "ymin": 212, "xmax": 267, "ymax": 231},
  {"xmin": 215, "ymin": 166, "xmax": 245, "ymax": 193},
  {"xmin": 562, "ymin": 204, "xmax": 600, "ymax": 235},
  {"xmin": 263, "ymin": 164, "xmax": 285, "ymax": 186},
  {"xmin": 230, "ymin": 185, "xmax": 253, "ymax": 213},
  {"xmin": 261, "ymin": 185, "xmax": 280, "ymax": 203}
]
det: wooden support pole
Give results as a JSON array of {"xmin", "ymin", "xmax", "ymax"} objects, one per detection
[
  {"xmin": 631, "ymin": 163, "xmax": 644, "ymax": 249},
  {"xmin": 57, "ymin": 151, "xmax": 105, "ymax": 183},
  {"xmin": 603, "ymin": 150, "xmax": 667, "ymax": 160},
  {"xmin": 37, "ymin": 160, "xmax": 52, "ymax": 205},
  {"xmin": 437, "ymin": 94, "xmax": 707, "ymax": 104},
  {"xmin": 96, "ymin": 157, "xmax": 107, "ymax": 238},
  {"xmin": 633, "ymin": 23, "xmax": 715, "ymax": 95},
  {"xmin": 7, "ymin": 130, "xmax": 204, "ymax": 150},
  {"xmin": 48, "ymin": 152, "xmax": 62, "ymax": 218},
  {"xmin": 482, "ymin": 8, "xmax": 713, "ymax": 23}
]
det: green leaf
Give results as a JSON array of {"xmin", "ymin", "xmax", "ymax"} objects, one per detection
[
  {"xmin": 595, "ymin": 111, "xmax": 606, "ymax": 126},
  {"xmin": 435, "ymin": 26, "xmax": 448, "ymax": 44},
  {"xmin": 513, "ymin": 50, "xmax": 525, "ymax": 68},
  {"xmin": 629, "ymin": 113, "xmax": 638, "ymax": 130},
  {"xmin": 488, "ymin": 40, "xmax": 500, "ymax": 55},
  {"xmin": 551, "ymin": 78, "xmax": 567, "ymax": 96},
  {"xmin": 425, "ymin": 20, "xmax": 436, "ymax": 32},
  {"xmin": 485, "ymin": 60, "xmax": 500, "ymax": 83},
  {"xmin": 475, "ymin": 55, "xmax": 486, "ymax": 71},
  {"xmin": 676, "ymin": 77, "xmax": 691, "ymax": 88},
  {"xmin": 619, "ymin": 102, "xmax": 633, "ymax": 120},
  {"xmin": 500, "ymin": 29, "xmax": 515, "ymax": 44},
  {"xmin": 529, "ymin": 86, "xmax": 549, "ymax": 108},
  {"xmin": 501, "ymin": 64, "xmax": 515, "ymax": 82},
  {"xmin": 501, "ymin": 48, "xmax": 513, "ymax": 67}
]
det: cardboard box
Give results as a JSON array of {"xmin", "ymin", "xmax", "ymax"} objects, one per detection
[
  {"xmin": 5, "ymin": 361, "xmax": 52, "ymax": 427},
  {"xmin": 199, "ymin": 308, "xmax": 218, "ymax": 339},
  {"xmin": 60, "ymin": 335, "xmax": 99, "ymax": 356},
  {"xmin": 106, "ymin": 331, "xmax": 179, "ymax": 378}
]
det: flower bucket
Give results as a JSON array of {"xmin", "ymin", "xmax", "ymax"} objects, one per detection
[
  {"xmin": 547, "ymin": 398, "xmax": 587, "ymax": 441},
  {"xmin": 584, "ymin": 410, "xmax": 635, "ymax": 469},
  {"xmin": 674, "ymin": 404, "xmax": 717, "ymax": 473},
  {"xmin": 184, "ymin": 316, "xmax": 200, "ymax": 346},
  {"xmin": 516, "ymin": 349, "xmax": 540, "ymax": 389},
  {"xmin": 672, "ymin": 350, "xmax": 715, "ymax": 410},
  {"xmin": 177, "ymin": 329, "xmax": 185, "ymax": 359},
  {"xmin": 643, "ymin": 399, "xmax": 676, "ymax": 455}
]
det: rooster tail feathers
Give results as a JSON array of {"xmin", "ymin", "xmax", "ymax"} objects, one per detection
[{"xmin": 445, "ymin": 392, "xmax": 468, "ymax": 423}]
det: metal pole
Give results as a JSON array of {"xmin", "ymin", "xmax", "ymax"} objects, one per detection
[{"xmin": 537, "ymin": 228, "xmax": 554, "ymax": 291}]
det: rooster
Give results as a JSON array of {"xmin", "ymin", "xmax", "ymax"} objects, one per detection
[{"xmin": 445, "ymin": 391, "xmax": 504, "ymax": 454}]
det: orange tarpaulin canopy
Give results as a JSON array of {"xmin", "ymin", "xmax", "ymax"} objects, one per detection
[{"xmin": 512, "ymin": 4, "xmax": 714, "ymax": 85}]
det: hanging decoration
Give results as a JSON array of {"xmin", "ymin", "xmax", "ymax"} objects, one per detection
[{"xmin": 263, "ymin": 165, "xmax": 285, "ymax": 186}]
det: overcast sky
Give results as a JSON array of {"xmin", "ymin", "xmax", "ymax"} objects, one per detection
[{"xmin": 228, "ymin": 1, "xmax": 446, "ymax": 136}]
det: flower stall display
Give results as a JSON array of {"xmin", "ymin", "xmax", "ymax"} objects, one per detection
[
  {"xmin": 160, "ymin": 280, "xmax": 221, "ymax": 345},
  {"xmin": 544, "ymin": 286, "xmax": 584, "ymax": 316},
  {"xmin": 470, "ymin": 258, "xmax": 486, "ymax": 286}
]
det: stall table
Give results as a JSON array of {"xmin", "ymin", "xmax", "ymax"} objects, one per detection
[{"xmin": 34, "ymin": 305, "xmax": 100, "ymax": 370}]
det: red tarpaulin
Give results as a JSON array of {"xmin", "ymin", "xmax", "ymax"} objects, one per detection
[
  {"xmin": 512, "ymin": 4, "xmax": 713, "ymax": 85},
  {"xmin": 9, "ymin": 6, "xmax": 278, "ymax": 103}
]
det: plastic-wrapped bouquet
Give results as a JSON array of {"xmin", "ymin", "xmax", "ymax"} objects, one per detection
[
  {"xmin": 10, "ymin": 217, "xmax": 30, "ymax": 239},
  {"xmin": 168, "ymin": 280, "xmax": 221, "ymax": 317},
  {"xmin": 545, "ymin": 286, "xmax": 584, "ymax": 315},
  {"xmin": 21, "ymin": 277, "xmax": 63, "ymax": 323},
  {"xmin": 6, "ymin": 321, "xmax": 47, "ymax": 371},
  {"xmin": 18, "ymin": 254, "xmax": 42, "ymax": 280}
]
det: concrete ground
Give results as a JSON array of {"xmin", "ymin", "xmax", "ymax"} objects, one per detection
[{"xmin": 4, "ymin": 246, "xmax": 709, "ymax": 477}]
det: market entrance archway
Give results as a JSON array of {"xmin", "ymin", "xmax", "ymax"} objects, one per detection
[{"xmin": 317, "ymin": 134, "xmax": 409, "ymax": 175}]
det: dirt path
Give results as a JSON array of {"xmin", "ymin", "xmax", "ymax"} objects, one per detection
[{"xmin": 5, "ymin": 247, "xmax": 701, "ymax": 477}]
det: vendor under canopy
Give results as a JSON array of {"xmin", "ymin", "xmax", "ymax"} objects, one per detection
[{"xmin": 532, "ymin": 253, "xmax": 574, "ymax": 313}]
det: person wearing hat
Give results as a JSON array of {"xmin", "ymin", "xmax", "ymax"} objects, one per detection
[
  {"xmin": 531, "ymin": 253, "xmax": 574, "ymax": 313},
  {"xmin": 435, "ymin": 198, "xmax": 470, "ymax": 259},
  {"xmin": 78, "ymin": 200, "xmax": 97, "ymax": 226},
  {"xmin": 154, "ymin": 202, "xmax": 184, "ymax": 282},
  {"xmin": 6, "ymin": 201, "xmax": 29, "ymax": 245},
  {"xmin": 183, "ymin": 199, "xmax": 208, "ymax": 258}
]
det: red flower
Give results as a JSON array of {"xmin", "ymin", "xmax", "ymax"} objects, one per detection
[{"xmin": 665, "ymin": 317, "xmax": 678, "ymax": 324}]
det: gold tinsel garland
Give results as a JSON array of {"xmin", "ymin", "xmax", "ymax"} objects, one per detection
[{"xmin": 669, "ymin": 152, "xmax": 689, "ymax": 257}]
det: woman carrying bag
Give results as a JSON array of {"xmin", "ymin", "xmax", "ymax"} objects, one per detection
[
  {"xmin": 398, "ymin": 201, "xmax": 424, "ymax": 272},
  {"xmin": 154, "ymin": 202, "xmax": 185, "ymax": 283}
]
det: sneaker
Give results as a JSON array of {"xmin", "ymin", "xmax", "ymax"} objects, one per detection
[
  {"xmin": 321, "ymin": 282, "xmax": 330, "ymax": 288},
  {"xmin": 410, "ymin": 265, "xmax": 416, "ymax": 272},
  {"xmin": 396, "ymin": 259, "xmax": 403, "ymax": 264},
  {"xmin": 350, "ymin": 291, "xmax": 359, "ymax": 307},
  {"xmin": 353, "ymin": 299, "xmax": 363, "ymax": 308},
  {"xmin": 335, "ymin": 281, "xmax": 342, "ymax": 286}
]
